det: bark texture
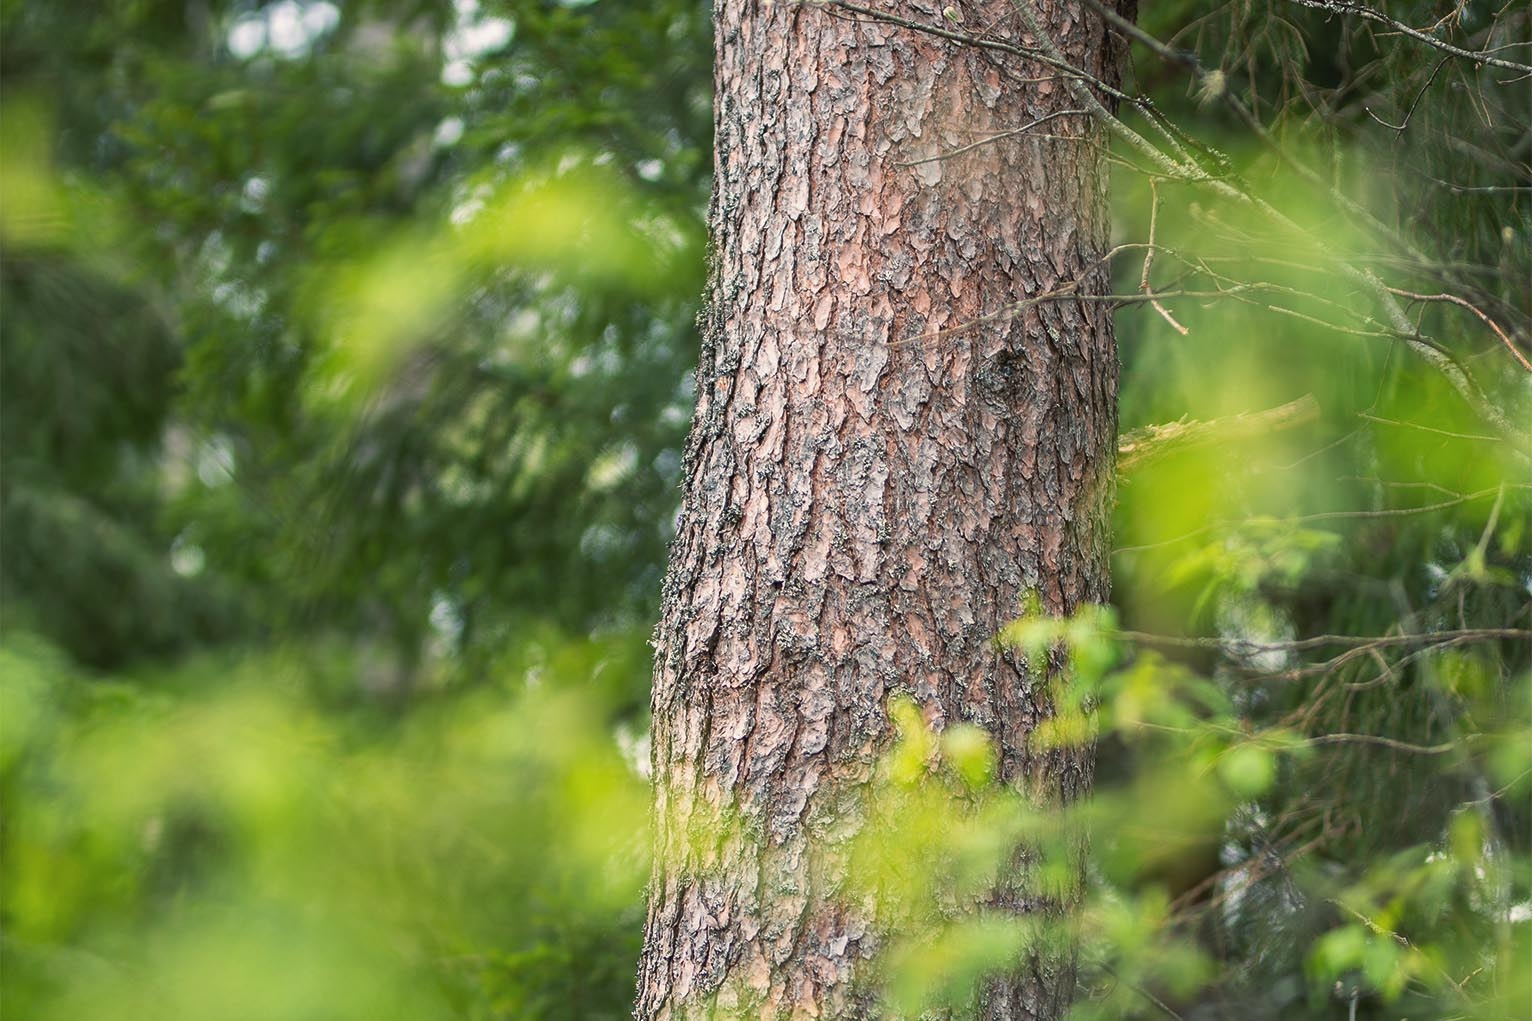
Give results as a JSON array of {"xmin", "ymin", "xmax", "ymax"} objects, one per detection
[{"xmin": 639, "ymin": 2, "xmax": 1124, "ymax": 1017}]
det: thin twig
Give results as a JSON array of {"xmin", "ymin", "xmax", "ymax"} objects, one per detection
[
  {"xmin": 1098, "ymin": 964, "xmax": 1185, "ymax": 1020},
  {"xmin": 1114, "ymin": 627, "xmax": 1530, "ymax": 655},
  {"xmin": 897, "ymin": 109, "xmax": 1089, "ymax": 167},
  {"xmin": 1364, "ymin": 57, "xmax": 1448, "ymax": 132},
  {"xmin": 1387, "ymin": 287, "xmax": 1532, "ymax": 373},
  {"xmin": 1357, "ymin": 414, "xmax": 1502, "ymax": 442},
  {"xmin": 1113, "ymin": 487, "xmax": 1520, "ymax": 554},
  {"xmin": 1139, "ymin": 180, "xmax": 1189, "ymax": 335}
]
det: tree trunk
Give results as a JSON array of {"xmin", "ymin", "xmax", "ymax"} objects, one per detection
[{"xmin": 638, "ymin": 2, "xmax": 1124, "ymax": 1017}]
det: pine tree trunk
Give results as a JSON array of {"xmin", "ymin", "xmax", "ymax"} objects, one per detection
[{"xmin": 638, "ymin": 2, "xmax": 1124, "ymax": 1017}]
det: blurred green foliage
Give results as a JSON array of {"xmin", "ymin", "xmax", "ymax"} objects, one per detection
[
  {"xmin": 2, "ymin": 634, "xmax": 649, "ymax": 1019},
  {"xmin": 2, "ymin": 1, "xmax": 1529, "ymax": 1019},
  {"xmin": 3, "ymin": 0, "xmax": 708, "ymax": 1014}
]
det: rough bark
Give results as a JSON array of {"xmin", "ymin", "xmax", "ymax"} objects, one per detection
[{"xmin": 638, "ymin": 2, "xmax": 1124, "ymax": 1018}]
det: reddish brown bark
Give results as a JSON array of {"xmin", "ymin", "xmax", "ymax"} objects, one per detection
[{"xmin": 638, "ymin": 2, "xmax": 1124, "ymax": 1018}]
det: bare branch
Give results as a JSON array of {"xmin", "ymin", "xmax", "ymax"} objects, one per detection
[
  {"xmin": 1357, "ymin": 413, "xmax": 1503, "ymax": 442},
  {"xmin": 1139, "ymin": 180, "xmax": 1189, "ymax": 335},
  {"xmin": 1113, "ymin": 486, "xmax": 1525, "ymax": 554},
  {"xmin": 1117, "ymin": 395, "xmax": 1321, "ymax": 472},
  {"xmin": 1388, "ymin": 287, "xmax": 1532, "ymax": 373},
  {"xmin": 1302, "ymin": 733, "xmax": 1461, "ymax": 755},
  {"xmin": 1003, "ymin": 4, "xmax": 1532, "ymax": 459},
  {"xmin": 1284, "ymin": 0, "xmax": 1532, "ymax": 75},
  {"xmin": 1115, "ymin": 627, "xmax": 1531, "ymax": 655}
]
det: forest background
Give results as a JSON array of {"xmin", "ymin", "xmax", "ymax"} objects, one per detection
[{"xmin": 2, "ymin": 1, "xmax": 1529, "ymax": 1018}]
